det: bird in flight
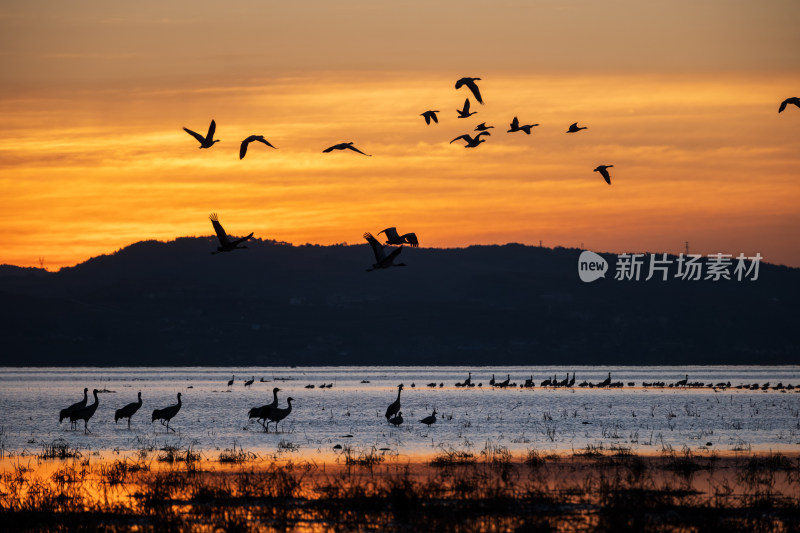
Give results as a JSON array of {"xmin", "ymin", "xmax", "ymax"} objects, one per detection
[
  {"xmin": 450, "ymin": 131, "xmax": 491, "ymax": 148},
  {"xmin": 323, "ymin": 142, "xmax": 372, "ymax": 156},
  {"xmin": 183, "ymin": 120, "xmax": 219, "ymax": 149},
  {"xmin": 457, "ymin": 99, "xmax": 477, "ymax": 118},
  {"xmin": 455, "ymin": 77, "xmax": 484, "ymax": 104},
  {"xmin": 379, "ymin": 227, "xmax": 419, "ymax": 247},
  {"xmin": 421, "ymin": 110, "xmax": 440, "ymax": 125},
  {"xmin": 474, "ymin": 122, "xmax": 494, "ymax": 131},
  {"xmin": 364, "ymin": 232, "xmax": 406, "ymax": 271},
  {"xmin": 507, "ymin": 117, "xmax": 539, "ymax": 135},
  {"xmin": 594, "ymin": 165, "xmax": 614, "ymax": 185},
  {"xmin": 567, "ymin": 122, "xmax": 588, "ymax": 133},
  {"xmin": 240, "ymin": 135, "xmax": 277, "ymax": 159},
  {"xmin": 778, "ymin": 97, "xmax": 800, "ymax": 113},
  {"xmin": 209, "ymin": 213, "xmax": 253, "ymax": 254}
]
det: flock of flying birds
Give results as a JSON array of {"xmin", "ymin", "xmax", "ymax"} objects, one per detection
[{"xmin": 188, "ymin": 80, "xmax": 799, "ymax": 270}]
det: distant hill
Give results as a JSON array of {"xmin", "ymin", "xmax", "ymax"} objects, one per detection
[{"xmin": 1, "ymin": 237, "xmax": 797, "ymax": 366}]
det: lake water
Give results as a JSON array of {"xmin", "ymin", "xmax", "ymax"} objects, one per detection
[{"xmin": 1, "ymin": 366, "xmax": 799, "ymax": 461}]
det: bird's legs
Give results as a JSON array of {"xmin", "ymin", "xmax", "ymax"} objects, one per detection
[
  {"xmin": 84, "ymin": 421, "xmax": 91, "ymax": 434},
  {"xmin": 167, "ymin": 420, "xmax": 175, "ymax": 433},
  {"xmin": 127, "ymin": 418, "xmax": 131, "ymax": 430}
]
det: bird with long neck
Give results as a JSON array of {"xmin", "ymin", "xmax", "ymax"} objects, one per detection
[
  {"xmin": 60, "ymin": 387, "xmax": 88, "ymax": 429},
  {"xmin": 114, "ymin": 391, "xmax": 142, "ymax": 429},
  {"xmin": 152, "ymin": 392, "xmax": 182, "ymax": 433},
  {"xmin": 266, "ymin": 397, "xmax": 294, "ymax": 433},
  {"xmin": 249, "ymin": 387, "xmax": 281, "ymax": 431},
  {"xmin": 385, "ymin": 384, "xmax": 403, "ymax": 420},
  {"xmin": 70, "ymin": 389, "xmax": 99, "ymax": 434}
]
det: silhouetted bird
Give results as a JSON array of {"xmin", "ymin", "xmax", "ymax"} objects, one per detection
[
  {"xmin": 455, "ymin": 77, "xmax": 484, "ymax": 104},
  {"xmin": 421, "ymin": 110, "xmax": 440, "ymax": 124},
  {"xmin": 457, "ymin": 98, "xmax": 477, "ymax": 118},
  {"xmin": 239, "ymin": 135, "xmax": 276, "ymax": 159},
  {"xmin": 114, "ymin": 391, "xmax": 142, "ymax": 429},
  {"xmin": 183, "ymin": 120, "xmax": 219, "ymax": 149},
  {"xmin": 450, "ymin": 131, "xmax": 490, "ymax": 148},
  {"xmin": 323, "ymin": 142, "xmax": 371, "ymax": 156},
  {"xmin": 508, "ymin": 116, "xmax": 539, "ymax": 135},
  {"xmin": 249, "ymin": 387, "xmax": 280, "ymax": 431},
  {"xmin": 778, "ymin": 97, "xmax": 800, "ymax": 113},
  {"xmin": 70, "ymin": 389, "xmax": 99, "ymax": 434},
  {"xmin": 244, "ymin": 376, "xmax": 255, "ymax": 387},
  {"xmin": 594, "ymin": 165, "xmax": 613, "ymax": 185},
  {"xmin": 266, "ymin": 397, "xmax": 294, "ymax": 432},
  {"xmin": 385, "ymin": 384, "xmax": 403, "ymax": 420},
  {"xmin": 227, "ymin": 375, "xmax": 235, "ymax": 388},
  {"xmin": 364, "ymin": 232, "xmax": 406, "ymax": 271},
  {"xmin": 389, "ymin": 412, "xmax": 403, "ymax": 426},
  {"xmin": 419, "ymin": 409, "xmax": 437, "ymax": 427},
  {"xmin": 152, "ymin": 393, "xmax": 182, "ymax": 432},
  {"xmin": 379, "ymin": 227, "xmax": 419, "ymax": 247},
  {"xmin": 567, "ymin": 122, "xmax": 587, "ymax": 133},
  {"xmin": 474, "ymin": 122, "xmax": 494, "ymax": 131},
  {"xmin": 209, "ymin": 213, "xmax": 253, "ymax": 254},
  {"xmin": 60, "ymin": 387, "xmax": 88, "ymax": 428}
]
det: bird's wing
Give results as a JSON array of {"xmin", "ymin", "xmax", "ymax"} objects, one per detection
[
  {"xmin": 466, "ymin": 80, "xmax": 483, "ymax": 104},
  {"xmin": 423, "ymin": 113, "xmax": 431, "ymax": 124},
  {"xmin": 231, "ymin": 232, "xmax": 254, "ymax": 246},
  {"xmin": 239, "ymin": 138, "xmax": 250, "ymax": 159},
  {"xmin": 379, "ymin": 227, "xmax": 400, "ymax": 242},
  {"xmin": 402, "ymin": 233, "xmax": 419, "ymax": 247},
  {"xmin": 381, "ymin": 245, "xmax": 403, "ymax": 266},
  {"xmin": 322, "ymin": 144, "xmax": 338, "ymax": 153},
  {"xmin": 600, "ymin": 169, "xmax": 611, "ymax": 184},
  {"xmin": 346, "ymin": 144, "xmax": 371, "ymax": 156},
  {"xmin": 521, "ymin": 126, "xmax": 531, "ymax": 135},
  {"xmin": 477, "ymin": 131, "xmax": 491, "ymax": 139},
  {"xmin": 455, "ymin": 77, "xmax": 465, "ymax": 89},
  {"xmin": 209, "ymin": 213, "xmax": 230, "ymax": 245},
  {"xmin": 510, "ymin": 116, "xmax": 519, "ymax": 129},
  {"xmin": 450, "ymin": 134, "xmax": 469, "ymax": 144},
  {"xmin": 463, "ymin": 99, "xmax": 471, "ymax": 112},
  {"xmin": 184, "ymin": 127, "xmax": 206, "ymax": 145},
  {"xmin": 363, "ymin": 232, "xmax": 385, "ymax": 261},
  {"xmin": 779, "ymin": 100, "xmax": 788, "ymax": 113},
  {"xmin": 431, "ymin": 113, "xmax": 438, "ymax": 123},
  {"xmin": 255, "ymin": 136, "xmax": 276, "ymax": 148},
  {"xmin": 206, "ymin": 120, "xmax": 217, "ymax": 141}
]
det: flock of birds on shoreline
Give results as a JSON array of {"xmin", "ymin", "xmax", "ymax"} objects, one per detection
[
  {"xmin": 57, "ymin": 372, "xmax": 798, "ymax": 434},
  {"xmin": 193, "ymin": 79, "xmax": 798, "ymax": 271}
]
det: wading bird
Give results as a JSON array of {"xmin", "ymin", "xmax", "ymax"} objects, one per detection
[
  {"xmin": 385, "ymin": 384, "xmax": 403, "ymax": 420},
  {"xmin": 508, "ymin": 116, "xmax": 539, "ymax": 135},
  {"xmin": 152, "ymin": 393, "xmax": 182, "ymax": 432},
  {"xmin": 183, "ymin": 119, "xmax": 219, "ymax": 149},
  {"xmin": 567, "ymin": 122, "xmax": 587, "ymax": 133},
  {"xmin": 244, "ymin": 376, "xmax": 255, "ymax": 388},
  {"xmin": 420, "ymin": 409, "xmax": 437, "ymax": 427},
  {"xmin": 239, "ymin": 135, "xmax": 276, "ymax": 159},
  {"xmin": 114, "ymin": 391, "xmax": 142, "ymax": 429},
  {"xmin": 421, "ymin": 110, "xmax": 439, "ymax": 124},
  {"xmin": 323, "ymin": 142, "xmax": 371, "ymax": 156},
  {"xmin": 450, "ymin": 131, "xmax": 490, "ymax": 148},
  {"xmin": 59, "ymin": 387, "xmax": 88, "ymax": 429},
  {"xmin": 389, "ymin": 412, "xmax": 403, "ymax": 426},
  {"xmin": 779, "ymin": 97, "xmax": 800, "ymax": 113},
  {"xmin": 455, "ymin": 77, "xmax": 483, "ymax": 104},
  {"xmin": 378, "ymin": 227, "xmax": 419, "ymax": 247},
  {"xmin": 209, "ymin": 213, "xmax": 253, "ymax": 254},
  {"xmin": 265, "ymin": 397, "xmax": 294, "ymax": 432},
  {"xmin": 70, "ymin": 389, "xmax": 99, "ymax": 434},
  {"xmin": 364, "ymin": 232, "xmax": 406, "ymax": 271},
  {"xmin": 249, "ymin": 387, "xmax": 281, "ymax": 431},
  {"xmin": 594, "ymin": 165, "xmax": 614, "ymax": 185},
  {"xmin": 457, "ymin": 98, "xmax": 477, "ymax": 118},
  {"xmin": 227, "ymin": 375, "xmax": 235, "ymax": 389}
]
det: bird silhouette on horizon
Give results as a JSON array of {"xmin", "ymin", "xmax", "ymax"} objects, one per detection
[
  {"xmin": 379, "ymin": 227, "xmax": 419, "ymax": 247},
  {"xmin": 59, "ymin": 387, "xmax": 88, "ymax": 429},
  {"xmin": 457, "ymin": 98, "xmax": 477, "ymax": 118},
  {"xmin": 183, "ymin": 120, "xmax": 219, "ymax": 149},
  {"xmin": 450, "ymin": 131, "xmax": 490, "ymax": 148},
  {"xmin": 114, "ymin": 391, "xmax": 142, "ymax": 429},
  {"xmin": 70, "ymin": 389, "xmax": 99, "ymax": 434},
  {"xmin": 152, "ymin": 392, "xmax": 182, "ymax": 432},
  {"xmin": 421, "ymin": 110, "xmax": 440, "ymax": 124},
  {"xmin": 240, "ymin": 135, "xmax": 277, "ymax": 159},
  {"xmin": 567, "ymin": 122, "xmax": 587, "ymax": 133},
  {"xmin": 455, "ymin": 77, "xmax": 484, "ymax": 104},
  {"xmin": 209, "ymin": 213, "xmax": 253, "ymax": 254},
  {"xmin": 778, "ymin": 97, "xmax": 800, "ymax": 113},
  {"xmin": 419, "ymin": 409, "xmax": 437, "ymax": 427},
  {"xmin": 508, "ymin": 116, "xmax": 539, "ymax": 135},
  {"xmin": 385, "ymin": 384, "xmax": 403, "ymax": 420},
  {"xmin": 249, "ymin": 387, "xmax": 281, "ymax": 431},
  {"xmin": 323, "ymin": 142, "xmax": 371, "ymax": 156},
  {"xmin": 364, "ymin": 233, "xmax": 406, "ymax": 271},
  {"xmin": 594, "ymin": 165, "xmax": 614, "ymax": 185}
]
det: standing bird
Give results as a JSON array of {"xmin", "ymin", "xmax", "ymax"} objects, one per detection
[
  {"xmin": 70, "ymin": 389, "xmax": 99, "ymax": 434},
  {"xmin": 594, "ymin": 165, "xmax": 614, "ymax": 185},
  {"xmin": 778, "ymin": 97, "xmax": 800, "ymax": 113},
  {"xmin": 239, "ymin": 135, "xmax": 277, "ymax": 159},
  {"xmin": 388, "ymin": 412, "xmax": 404, "ymax": 427},
  {"xmin": 508, "ymin": 117, "xmax": 539, "ymax": 135},
  {"xmin": 364, "ymin": 232, "xmax": 406, "ymax": 271},
  {"xmin": 567, "ymin": 122, "xmax": 587, "ymax": 133},
  {"xmin": 457, "ymin": 98, "xmax": 477, "ymax": 118},
  {"xmin": 474, "ymin": 122, "xmax": 494, "ymax": 131},
  {"xmin": 322, "ymin": 142, "xmax": 371, "ymax": 156},
  {"xmin": 419, "ymin": 409, "xmax": 437, "ymax": 427},
  {"xmin": 385, "ymin": 384, "xmax": 404, "ymax": 420},
  {"xmin": 455, "ymin": 77, "xmax": 484, "ymax": 104},
  {"xmin": 59, "ymin": 387, "xmax": 88, "ymax": 428},
  {"xmin": 227, "ymin": 375, "xmax": 235, "ymax": 389},
  {"xmin": 265, "ymin": 397, "xmax": 294, "ymax": 432},
  {"xmin": 421, "ymin": 110, "xmax": 440, "ymax": 124},
  {"xmin": 209, "ymin": 214, "xmax": 253, "ymax": 254},
  {"xmin": 244, "ymin": 376, "xmax": 255, "ymax": 387},
  {"xmin": 183, "ymin": 119, "xmax": 219, "ymax": 149},
  {"xmin": 249, "ymin": 387, "xmax": 281, "ymax": 431},
  {"xmin": 114, "ymin": 391, "xmax": 142, "ymax": 429},
  {"xmin": 450, "ymin": 131, "xmax": 490, "ymax": 148},
  {"xmin": 152, "ymin": 393, "xmax": 182, "ymax": 432},
  {"xmin": 378, "ymin": 227, "xmax": 419, "ymax": 247}
]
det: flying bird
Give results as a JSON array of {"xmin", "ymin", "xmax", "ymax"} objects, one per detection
[
  {"xmin": 379, "ymin": 227, "xmax": 419, "ymax": 247},
  {"xmin": 114, "ymin": 391, "xmax": 142, "ymax": 429},
  {"xmin": 323, "ymin": 142, "xmax": 371, "ymax": 156},
  {"xmin": 778, "ymin": 97, "xmax": 800, "ymax": 113},
  {"xmin": 209, "ymin": 213, "xmax": 253, "ymax": 254},
  {"xmin": 450, "ymin": 131, "xmax": 490, "ymax": 148},
  {"xmin": 457, "ymin": 99, "xmax": 477, "ymax": 118},
  {"xmin": 152, "ymin": 392, "xmax": 182, "ymax": 432},
  {"xmin": 567, "ymin": 122, "xmax": 587, "ymax": 133},
  {"xmin": 59, "ymin": 387, "xmax": 88, "ymax": 429},
  {"xmin": 421, "ymin": 110, "xmax": 440, "ymax": 125},
  {"xmin": 594, "ymin": 165, "xmax": 614, "ymax": 185},
  {"xmin": 508, "ymin": 117, "xmax": 539, "ymax": 135},
  {"xmin": 474, "ymin": 123, "xmax": 494, "ymax": 131},
  {"xmin": 239, "ymin": 135, "xmax": 277, "ymax": 159},
  {"xmin": 455, "ymin": 77, "xmax": 484, "ymax": 104},
  {"xmin": 364, "ymin": 232, "xmax": 406, "ymax": 271},
  {"xmin": 183, "ymin": 120, "xmax": 219, "ymax": 149}
]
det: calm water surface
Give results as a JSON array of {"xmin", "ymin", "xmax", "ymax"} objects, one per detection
[{"xmin": 1, "ymin": 366, "xmax": 799, "ymax": 460}]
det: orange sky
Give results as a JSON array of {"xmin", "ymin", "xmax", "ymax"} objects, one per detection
[{"xmin": 1, "ymin": 2, "xmax": 799, "ymax": 269}]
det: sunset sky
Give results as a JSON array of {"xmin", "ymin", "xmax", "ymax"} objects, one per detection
[{"xmin": 1, "ymin": 1, "xmax": 798, "ymax": 269}]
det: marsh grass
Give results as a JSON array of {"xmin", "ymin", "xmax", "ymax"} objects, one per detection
[{"xmin": 37, "ymin": 439, "xmax": 81, "ymax": 460}]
